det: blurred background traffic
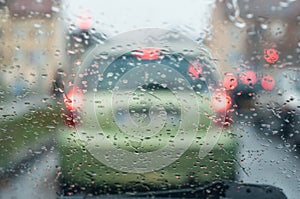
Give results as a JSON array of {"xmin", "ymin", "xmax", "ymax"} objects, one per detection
[{"xmin": 0, "ymin": 0, "xmax": 299, "ymax": 198}]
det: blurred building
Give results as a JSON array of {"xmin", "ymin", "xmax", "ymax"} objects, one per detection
[
  {"xmin": 208, "ymin": 0, "xmax": 248, "ymax": 74},
  {"xmin": 0, "ymin": 0, "xmax": 65, "ymax": 96},
  {"xmin": 208, "ymin": 0, "xmax": 299, "ymax": 75}
]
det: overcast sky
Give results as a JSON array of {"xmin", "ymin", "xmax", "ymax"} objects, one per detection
[{"xmin": 63, "ymin": 0, "xmax": 215, "ymax": 40}]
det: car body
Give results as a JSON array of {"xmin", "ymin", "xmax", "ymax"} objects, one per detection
[{"xmin": 56, "ymin": 29, "xmax": 239, "ymax": 195}]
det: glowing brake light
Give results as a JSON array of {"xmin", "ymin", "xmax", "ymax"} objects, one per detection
[
  {"xmin": 264, "ymin": 48, "xmax": 279, "ymax": 64},
  {"xmin": 223, "ymin": 73, "xmax": 238, "ymax": 90},
  {"xmin": 77, "ymin": 13, "xmax": 93, "ymax": 30},
  {"xmin": 188, "ymin": 62, "xmax": 203, "ymax": 79},
  {"xmin": 64, "ymin": 87, "xmax": 84, "ymax": 110},
  {"xmin": 261, "ymin": 74, "xmax": 275, "ymax": 90},
  {"xmin": 211, "ymin": 91, "xmax": 232, "ymax": 112},
  {"xmin": 238, "ymin": 71, "xmax": 257, "ymax": 86},
  {"xmin": 132, "ymin": 47, "xmax": 161, "ymax": 60}
]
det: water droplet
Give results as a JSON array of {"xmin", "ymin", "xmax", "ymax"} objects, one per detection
[{"xmin": 51, "ymin": 6, "xmax": 60, "ymax": 13}]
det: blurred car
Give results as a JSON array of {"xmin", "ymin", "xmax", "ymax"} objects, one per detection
[
  {"xmin": 254, "ymin": 68, "xmax": 300, "ymax": 148},
  {"xmin": 53, "ymin": 29, "xmax": 242, "ymax": 196}
]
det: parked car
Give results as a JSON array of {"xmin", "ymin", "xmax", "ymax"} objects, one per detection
[{"xmin": 54, "ymin": 28, "xmax": 242, "ymax": 196}]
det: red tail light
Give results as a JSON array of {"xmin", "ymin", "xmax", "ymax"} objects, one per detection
[
  {"xmin": 62, "ymin": 87, "xmax": 83, "ymax": 128},
  {"xmin": 264, "ymin": 48, "xmax": 279, "ymax": 64},
  {"xmin": 223, "ymin": 73, "xmax": 238, "ymax": 90},
  {"xmin": 132, "ymin": 47, "xmax": 161, "ymax": 60},
  {"xmin": 63, "ymin": 87, "xmax": 84, "ymax": 111},
  {"xmin": 238, "ymin": 70, "xmax": 257, "ymax": 86},
  {"xmin": 77, "ymin": 13, "xmax": 93, "ymax": 30},
  {"xmin": 188, "ymin": 62, "xmax": 203, "ymax": 79},
  {"xmin": 211, "ymin": 91, "xmax": 232, "ymax": 112},
  {"xmin": 261, "ymin": 74, "xmax": 275, "ymax": 90}
]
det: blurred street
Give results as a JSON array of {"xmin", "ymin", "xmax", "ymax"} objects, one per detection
[{"xmin": 235, "ymin": 125, "xmax": 300, "ymax": 199}]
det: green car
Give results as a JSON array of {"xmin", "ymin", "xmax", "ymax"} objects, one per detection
[{"xmin": 57, "ymin": 29, "xmax": 238, "ymax": 195}]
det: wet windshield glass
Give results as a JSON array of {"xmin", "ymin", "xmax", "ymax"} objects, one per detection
[{"xmin": 0, "ymin": 0, "xmax": 299, "ymax": 198}]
